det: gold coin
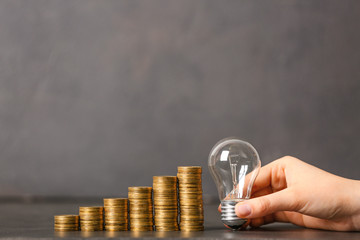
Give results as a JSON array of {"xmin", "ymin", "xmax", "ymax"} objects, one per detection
[
  {"xmin": 80, "ymin": 221, "xmax": 104, "ymax": 224},
  {"xmin": 177, "ymin": 166, "xmax": 202, "ymax": 172},
  {"xmin": 128, "ymin": 191, "xmax": 152, "ymax": 195},
  {"xmin": 129, "ymin": 216, "xmax": 153, "ymax": 220},
  {"xmin": 177, "ymin": 175, "xmax": 202, "ymax": 178},
  {"xmin": 104, "ymin": 208, "xmax": 128, "ymax": 212},
  {"xmin": 104, "ymin": 215, "xmax": 128, "ymax": 219},
  {"xmin": 79, "ymin": 213, "xmax": 103, "ymax": 217},
  {"xmin": 153, "ymin": 182, "xmax": 177, "ymax": 186},
  {"xmin": 104, "ymin": 198, "xmax": 128, "ymax": 205},
  {"xmin": 128, "ymin": 186, "xmax": 152, "ymax": 192},
  {"xmin": 153, "ymin": 176, "xmax": 177, "ymax": 181},
  {"xmin": 180, "ymin": 227, "xmax": 204, "ymax": 231},
  {"xmin": 104, "ymin": 212, "xmax": 127, "ymax": 217},
  {"xmin": 154, "ymin": 212, "xmax": 178, "ymax": 216},
  {"xmin": 79, "ymin": 216, "xmax": 103, "ymax": 220},
  {"xmin": 54, "ymin": 228, "xmax": 79, "ymax": 232},
  {"xmin": 105, "ymin": 222, "xmax": 128, "ymax": 226},
  {"xmin": 153, "ymin": 198, "xmax": 177, "ymax": 202},
  {"xmin": 155, "ymin": 224, "xmax": 179, "ymax": 227},
  {"xmin": 130, "ymin": 227, "xmax": 153, "ymax": 231},
  {"xmin": 104, "ymin": 214, "xmax": 127, "ymax": 218},
  {"xmin": 180, "ymin": 222, "xmax": 204, "ymax": 226},
  {"xmin": 154, "ymin": 219, "xmax": 178, "ymax": 223},
  {"xmin": 105, "ymin": 220, "xmax": 128, "ymax": 224},
  {"xmin": 154, "ymin": 212, "xmax": 177, "ymax": 216},
  {"xmin": 54, "ymin": 215, "xmax": 79, "ymax": 220},
  {"xmin": 129, "ymin": 213, "xmax": 153, "ymax": 216},
  {"xmin": 179, "ymin": 194, "xmax": 202, "ymax": 198},
  {"xmin": 79, "ymin": 206, "xmax": 103, "ymax": 211},
  {"xmin": 180, "ymin": 211, "xmax": 203, "ymax": 216},
  {"xmin": 80, "ymin": 227, "xmax": 103, "ymax": 231},
  {"xmin": 54, "ymin": 222, "xmax": 78, "ymax": 226},
  {"xmin": 178, "ymin": 183, "xmax": 202, "ymax": 187},
  {"xmin": 54, "ymin": 225, "xmax": 79, "ymax": 228},
  {"xmin": 130, "ymin": 218, "xmax": 153, "ymax": 223},
  {"xmin": 128, "ymin": 196, "xmax": 152, "ymax": 200},
  {"xmin": 105, "ymin": 207, "xmax": 127, "ymax": 211},
  {"xmin": 105, "ymin": 225, "xmax": 128, "ymax": 231},
  {"xmin": 80, "ymin": 223, "xmax": 104, "ymax": 227},
  {"xmin": 155, "ymin": 227, "xmax": 179, "ymax": 232},
  {"xmin": 179, "ymin": 222, "xmax": 204, "ymax": 226},
  {"xmin": 54, "ymin": 219, "xmax": 79, "ymax": 224},
  {"xmin": 180, "ymin": 216, "xmax": 204, "ymax": 221},
  {"xmin": 129, "ymin": 202, "xmax": 153, "ymax": 206},
  {"xmin": 153, "ymin": 193, "xmax": 177, "ymax": 197},
  {"xmin": 153, "ymin": 187, "xmax": 177, "ymax": 190}
]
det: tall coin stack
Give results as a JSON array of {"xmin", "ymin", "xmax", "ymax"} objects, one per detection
[
  {"xmin": 104, "ymin": 198, "xmax": 128, "ymax": 231},
  {"xmin": 128, "ymin": 187, "xmax": 154, "ymax": 231},
  {"xmin": 177, "ymin": 166, "xmax": 204, "ymax": 231},
  {"xmin": 79, "ymin": 206, "xmax": 104, "ymax": 231},
  {"xmin": 54, "ymin": 215, "xmax": 79, "ymax": 231},
  {"xmin": 153, "ymin": 176, "xmax": 179, "ymax": 231}
]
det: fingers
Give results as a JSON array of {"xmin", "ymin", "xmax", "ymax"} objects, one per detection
[
  {"xmin": 251, "ymin": 186, "xmax": 273, "ymax": 198},
  {"xmin": 251, "ymin": 157, "xmax": 288, "ymax": 193},
  {"xmin": 249, "ymin": 214, "xmax": 275, "ymax": 228},
  {"xmin": 235, "ymin": 189, "xmax": 298, "ymax": 219}
]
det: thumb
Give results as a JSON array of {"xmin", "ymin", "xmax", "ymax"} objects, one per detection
[{"xmin": 235, "ymin": 189, "xmax": 298, "ymax": 218}]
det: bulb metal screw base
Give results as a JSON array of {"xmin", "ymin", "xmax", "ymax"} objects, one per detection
[{"xmin": 221, "ymin": 200, "xmax": 247, "ymax": 230}]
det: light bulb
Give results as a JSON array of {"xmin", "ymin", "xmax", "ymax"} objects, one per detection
[{"xmin": 208, "ymin": 137, "xmax": 261, "ymax": 230}]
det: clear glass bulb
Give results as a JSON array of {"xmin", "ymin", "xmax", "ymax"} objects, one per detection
[{"xmin": 208, "ymin": 137, "xmax": 261, "ymax": 230}]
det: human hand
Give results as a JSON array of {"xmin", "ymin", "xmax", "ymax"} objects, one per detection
[{"xmin": 232, "ymin": 156, "xmax": 360, "ymax": 231}]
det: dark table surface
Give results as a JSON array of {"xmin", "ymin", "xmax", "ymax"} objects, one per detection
[{"xmin": 0, "ymin": 199, "xmax": 359, "ymax": 239}]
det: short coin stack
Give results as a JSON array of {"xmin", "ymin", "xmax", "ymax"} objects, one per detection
[
  {"xmin": 79, "ymin": 206, "xmax": 104, "ymax": 231},
  {"xmin": 128, "ymin": 187, "xmax": 153, "ymax": 231},
  {"xmin": 153, "ymin": 176, "xmax": 179, "ymax": 231},
  {"xmin": 177, "ymin": 166, "xmax": 204, "ymax": 231},
  {"xmin": 54, "ymin": 215, "xmax": 79, "ymax": 231},
  {"xmin": 104, "ymin": 198, "xmax": 128, "ymax": 231}
]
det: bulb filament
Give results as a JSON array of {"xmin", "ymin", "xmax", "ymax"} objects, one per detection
[{"xmin": 229, "ymin": 154, "xmax": 248, "ymax": 199}]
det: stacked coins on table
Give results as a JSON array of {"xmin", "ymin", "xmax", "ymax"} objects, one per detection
[
  {"xmin": 177, "ymin": 166, "xmax": 204, "ymax": 231},
  {"xmin": 128, "ymin": 187, "xmax": 154, "ymax": 231},
  {"xmin": 54, "ymin": 215, "xmax": 79, "ymax": 231},
  {"xmin": 153, "ymin": 176, "xmax": 179, "ymax": 231},
  {"xmin": 79, "ymin": 206, "xmax": 104, "ymax": 231},
  {"xmin": 104, "ymin": 198, "xmax": 128, "ymax": 231}
]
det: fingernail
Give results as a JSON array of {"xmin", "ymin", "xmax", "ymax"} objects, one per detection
[{"xmin": 236, "ymin": 204, "xmax": 251, "ymax": 217}]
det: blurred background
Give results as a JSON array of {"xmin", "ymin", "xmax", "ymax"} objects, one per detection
[{"xmin": 0, "ymin": 0, "xmax": 359, "ymax": 201}]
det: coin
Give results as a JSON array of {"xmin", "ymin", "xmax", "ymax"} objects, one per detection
[
  {"xmin": 177, "ymin": 166, "xmax": 204, "ymax": 232},
  {"xmin": 152, "ymin": 176, "xmax": 179, "ymax": 232},
  {"xmin": 128, "ymin": 186, "xmax": 153, "ymax": 231},
  {"xmin": 104, "ymin": 198, "xmax": 128, "ymax": 206},
  {"xmin": 54, "ymin": 215, "xmax": 79, "ymax": 231},
  {"xmin": 79, "ymin": 206, "xmax": 104, "ymax": 231},
  {"xmin": 103, "ymin": 198, "xmax": 128, "ymax": 231}
]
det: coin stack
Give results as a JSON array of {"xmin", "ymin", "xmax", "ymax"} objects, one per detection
[
  {"xmin": 128, "ymin": 187, "xmax": 154, "ymax": 231},
  {"xmin": 54, "ymin": 215, "xmax": 79, "ymax": 231},
  {"xmin": 153, "ymin": 176, "xmax": 179, "ymax": 231},
  {"xmin": 79, "ymin": 206, "xmax": 104, "ymax": 231},
  {"xmin": 104, "ymin": 198, "xmax": 128, "ymax": 231},
  {"xmin": 177, "ymin": 166, "xmax": 204, "ymax": 231}
]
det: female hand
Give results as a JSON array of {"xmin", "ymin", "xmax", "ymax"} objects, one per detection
[{"xmin": 234, "ymin": 156, "xmax": 360, "ymax": 231}]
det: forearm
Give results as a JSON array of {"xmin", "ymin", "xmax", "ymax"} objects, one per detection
[{"xmin": 349, "ymin": 180, "xmax": 360, "ymax": 230}]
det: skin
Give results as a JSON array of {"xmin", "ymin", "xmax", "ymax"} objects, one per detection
[{"xmin": 218, "ymin": 156, "xmax": 360, "ymax": 231}]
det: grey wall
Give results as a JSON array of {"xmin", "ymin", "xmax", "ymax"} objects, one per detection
[{"xmin": 1, "ymin": 0, "xmax": 360, "ymax": 198}]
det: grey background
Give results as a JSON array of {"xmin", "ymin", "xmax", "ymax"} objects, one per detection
[{"xmin": 1, "ymin": 0, "xmax": 360, "ymax": 198}]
